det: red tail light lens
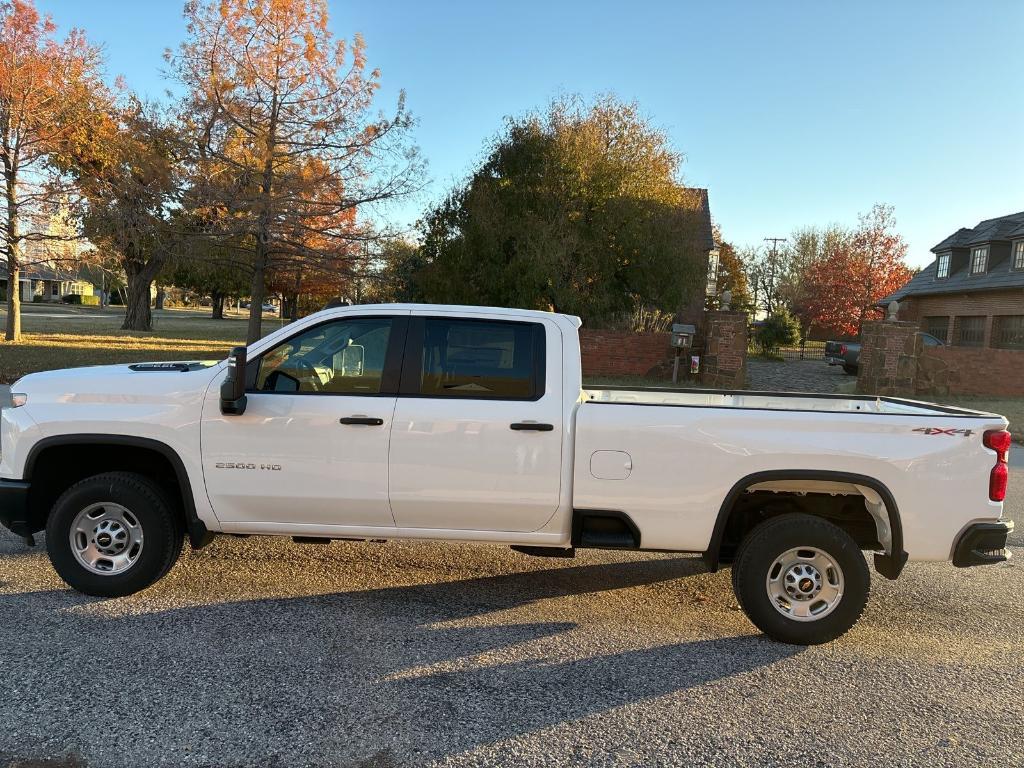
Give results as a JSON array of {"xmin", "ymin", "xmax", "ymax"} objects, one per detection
[
  {"xmin": 990, "ymin": 464, "xmax": 1008, "ymax": 502},
  {"xmin": 984, "ymin": 430, "xmax": 1012, "ymax": 454},
  {"xmin": 839, "ymin": 344, "xmax": 847, "ymax": 356},
  {"xmin": 984, "ymin": 430, "xmax": 1011, "ymax": 502}
]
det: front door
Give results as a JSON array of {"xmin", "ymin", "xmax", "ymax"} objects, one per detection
[
  {"xmin": 202, "ymin": 313, "xmax": 406, "ymax": 529},
  {"xmin": 388, "ymin": 313, "xmax": 564, "ymax": 532}
]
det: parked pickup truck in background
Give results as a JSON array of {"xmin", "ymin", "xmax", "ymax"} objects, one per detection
[
  {"xmin": 0, "ymin": 304, "xmax": 1013, "ymax": 644},
  {"xmin": 825, "ymin": 332, "xmax": 944, "ymax": 375}
]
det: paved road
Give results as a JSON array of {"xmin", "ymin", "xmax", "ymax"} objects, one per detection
[{"xmin": 1, "ymin": 483, "xmax": 1021, "ymax": 767}]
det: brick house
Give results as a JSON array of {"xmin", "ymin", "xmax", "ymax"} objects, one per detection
[
  {"xmin": 676, "ymin": 188, "xmax": 718, "ymax": 328},
  {"xmin": 880, "ymin": 210, "xmax": 1024, "ymax": 351}
]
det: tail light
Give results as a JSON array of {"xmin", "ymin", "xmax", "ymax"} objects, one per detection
[
  {"xmin": 984, "ymin": 430, "xmax": 1011, "ymax": 502},
  {"xmin": 839, "ymin": 344, "xmax": 848, "ymax": 356}
]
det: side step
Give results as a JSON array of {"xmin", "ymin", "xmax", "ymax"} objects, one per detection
[
  {"xmin": 573, "ymin": 511, "xmax": 641, "ymax": 549},
  {"xmin": 511, "ymin": 545, "xmax": 576, "ymax": 558}
]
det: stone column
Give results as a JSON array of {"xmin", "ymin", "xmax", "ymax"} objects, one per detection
[
  {"xmin": 699, "ymin": 311, "xmax": 748, "ymax": 389},
  {"xmin": 855, "ymin": 320, "xmax": 920, "ymax": 396}
]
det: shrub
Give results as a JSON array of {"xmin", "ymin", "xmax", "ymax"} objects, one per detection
[
  {"xmin": 755, "ymin": 310, "xmax": 800, "ymax": 358},
  {"xmin": 62, "ymin": 293, "xmax": 100, "ymax": 306},
  {"xmin": 32, "ymin": 295, "xmax": 44, "ymax": 303}
]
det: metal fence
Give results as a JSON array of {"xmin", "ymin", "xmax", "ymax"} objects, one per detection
[{"xmin": 747, "ymin": 341, "xmax": 826, "ymax": 361}]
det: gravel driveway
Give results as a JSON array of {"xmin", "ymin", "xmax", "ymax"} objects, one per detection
[{"xmin": 1, "ymin": 480, "xmax": 1022, "ymax": 768}]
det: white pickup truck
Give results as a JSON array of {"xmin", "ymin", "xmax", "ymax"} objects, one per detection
[{"xmin": 0, "ymin": 304, "xmax": 1013, "ymax": 644}]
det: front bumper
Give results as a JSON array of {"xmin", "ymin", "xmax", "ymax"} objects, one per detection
[
  {"xmin": 953, "ymin": 520, "xmax": 1014, "ymax": 567},
  {"xmin": 0, "ymin": 479, "xmax": 31, "ymax": 537}
]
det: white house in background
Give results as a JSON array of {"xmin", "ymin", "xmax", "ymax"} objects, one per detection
[{"xmin": 0, "ymin": 264, "xmax": 96, "ymax": 303}]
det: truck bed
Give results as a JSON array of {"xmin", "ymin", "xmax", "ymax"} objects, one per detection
[{"xmin": 583, "ymin": 386, "xmax": 997, "ymax": 417}]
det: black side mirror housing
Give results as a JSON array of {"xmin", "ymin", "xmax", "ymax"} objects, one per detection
[{"xmin": 220, "ymin": 346, "xmax": 248, "ymax": 415}]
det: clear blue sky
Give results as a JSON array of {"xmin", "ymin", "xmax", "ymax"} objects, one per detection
[{"xmin": 37, "ymin": 0, "xmax": 1024, "ymax": 269}]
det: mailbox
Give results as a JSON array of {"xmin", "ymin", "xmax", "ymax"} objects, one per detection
[{"xmin": 670, "ymin": 323, "xmax": 696, "ymax": 349}]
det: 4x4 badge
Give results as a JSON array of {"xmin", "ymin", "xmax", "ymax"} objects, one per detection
[{"xmin": 913, "ymin": 427, "xmax": 974, "ymax": 437}]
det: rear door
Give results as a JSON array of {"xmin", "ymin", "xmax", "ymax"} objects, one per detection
[{"xmin": 388, "ymin": 313, "xmax": 564, "ymax": 532}]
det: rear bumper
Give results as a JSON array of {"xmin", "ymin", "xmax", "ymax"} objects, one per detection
[
  {"xmin": 824, "ymin": 356, "xmax": 843, "ymax": 365},
  {"xmin": 0, "ymin": 478, "xmax": 31, "ymax": 537},
  {"xmin": 953, "ymin": 520, "xmax": 1014, "ymax": 567}
]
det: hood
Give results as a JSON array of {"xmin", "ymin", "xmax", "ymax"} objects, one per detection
[{"xmin": 13, "ymin": 360, "xmax": 225, "ymax": 402}]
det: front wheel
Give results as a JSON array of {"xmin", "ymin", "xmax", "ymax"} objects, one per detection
[
  {"xmin": 45, "ymin": 472, "xmax": 184, "ymax": 597},
  {"xmin": 732, "ymin": 513, "xmax": 870, "ymax": 644}
]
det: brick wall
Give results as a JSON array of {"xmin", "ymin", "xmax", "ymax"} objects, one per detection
[
  {"xmin": 915, "ymin": 347, "xmax": 1024, "ymax": 397},
  {"xmin": 578, "ymin": 329, "xmax": 674, "ymax": 378},
  {"xmin": 699, "ymin": 311, "xmax": 747, "ymax": 388},
  {"xmin": 857, "ymin": 319, "xmax": 1024, "ymax": 397},
  {"xmin": 898, "ymin": 289, "xmax": 1024, "ymax": 346}
]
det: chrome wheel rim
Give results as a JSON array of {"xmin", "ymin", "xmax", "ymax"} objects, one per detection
[
  {"xmin": 766, "ymin": 546, "xmax": 844, "ymax": 622},
  {"xmin": 69, "ymin": 502, "xmax": 144, "ymax": 575}
]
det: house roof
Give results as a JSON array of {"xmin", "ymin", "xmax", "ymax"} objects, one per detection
[
  {"xmin": 932, "ymin": 211, "xmax": 1024, "ymax": 250},
  {"xmin": 879, "ymin": 211, "xmax": 1024, "ymax": 304},
  {"xmin": 0, "ymin": 264, "xmax": 91, "ymax": 283}
]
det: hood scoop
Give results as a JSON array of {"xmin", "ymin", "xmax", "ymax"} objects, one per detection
[{"xmin": 128, "ymin": 361, "xmax": 215, "ymax": 373}]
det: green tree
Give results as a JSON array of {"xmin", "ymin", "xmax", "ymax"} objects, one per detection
[
  {"xmin": 417, "ymin": 95, "xmax": 706, "ymax": 326},
  {"xmin": 167, "ymin": 238, "xmax": 251, "ymax": 319},
  {"xmin": 755, "ymin": 309, "xmax": 799, "ymax": 358}
]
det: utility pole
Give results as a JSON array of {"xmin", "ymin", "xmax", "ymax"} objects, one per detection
[{"xmin": 762, "ymin": 237, "xmax": 786, "ymax": 316}]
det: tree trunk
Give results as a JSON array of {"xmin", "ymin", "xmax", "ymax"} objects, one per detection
[
  {"xmin": 122, "ymin": 262, "xmax": 154, "ymax": 331},
  {"xmin": 4, "ymin": 171, "xmax": 21, "ymax": 342},
  {"xmin": 281, "ymin": 293, "xmax": 298, "ymax": 320},
  {"xmin": 246, "ymin": 248, "xmax": 266, "ymax": 344},
  {"xmin": 211, "ymin": 290, "xmax": 225, "ymax": 320}
]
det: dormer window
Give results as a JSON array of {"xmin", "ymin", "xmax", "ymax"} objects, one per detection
[
  {"xmin": 1014, "ymin": 240, "xmax": 1024, "ymax": 271},
  {"xmin": 936, "ymin": 252, "xmax": 950, "ymax": 278},
  {"xmin": 970, "ymin": 246, "xmax": 988, "ymax": 274}
]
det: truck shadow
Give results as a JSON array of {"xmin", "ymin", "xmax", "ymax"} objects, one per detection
[{"xmin": 0, "ymin": 558, "xmax": 800, "ymax": 765}]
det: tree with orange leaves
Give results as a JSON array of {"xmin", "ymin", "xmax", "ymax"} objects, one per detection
[
  {"xmin": 0, "ymin": 0, "xmax": 105, "ymax": 340},
  {"xmin": 802, "ymin": 205, "xmax": 914, "ymax": 338},
  {"xmin": 170, "ymin": 0, "xmax": 421, "ymax": 342}
]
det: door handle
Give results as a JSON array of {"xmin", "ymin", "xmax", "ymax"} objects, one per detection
[
  {"xmin": 510, "ymin": 422, "xmax": 554, "ymax": 431},
  {"xmin": 339, "ymin": 416, "xmax": 384, "ymax": 426}
]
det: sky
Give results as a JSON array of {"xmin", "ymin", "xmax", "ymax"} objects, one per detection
[{"xmin": 36, "ymin": 0, "xmax": 1024, "ymax": 269}]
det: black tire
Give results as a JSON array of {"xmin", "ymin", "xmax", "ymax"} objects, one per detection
[
  {"xmin": 45, "ymin": 472, "xmax": 184, "ymax": 597},
  {"xmin": 842, "ymin": 364, "xmax": 858, "ymax": 375},
  {"xmin": 732, "ymin": 513, "xmax": 870, "ymax": 645}
]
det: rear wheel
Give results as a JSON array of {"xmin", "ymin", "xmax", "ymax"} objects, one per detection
[
  {"xmin": 842, "ymin": 364, "xmax": 858, "ymax": 375},
  {"xmin": 45, "ymin": 472, "xmax": 183, "ymax": 597},
  {"xmin": 732, "ymin": 513, "xmax": 869, "ymax": 645}
]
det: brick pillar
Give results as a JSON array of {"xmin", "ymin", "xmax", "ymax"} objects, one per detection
[
  {"xmin": 855, "ymin": 320, "xmax": 920, "ymax": 396},
  {"xmin": 699, "ymin": 311, "xmax": 747, "ymax": 389}
]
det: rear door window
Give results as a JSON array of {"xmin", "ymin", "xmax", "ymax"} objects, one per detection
[{"xmin": 415, "ymin": 318, "xmax": 544, "ymax": 399}]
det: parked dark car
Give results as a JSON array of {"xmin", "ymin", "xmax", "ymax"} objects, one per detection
[{"xmin": 825, "ymin": 333, "xmax": 944, "ymax": 375}]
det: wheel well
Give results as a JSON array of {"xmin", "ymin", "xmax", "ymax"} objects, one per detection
[
  {"xmin": 25, "ymin": 443, "xmax": 187, "ymax": 535},
  {"xmin": 711, "ymin": 478, "xmax": 893, "ymax": 568}
]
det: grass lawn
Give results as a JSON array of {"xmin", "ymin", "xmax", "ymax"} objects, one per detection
[{"xmin": 0, "ymin": 306, "xmax": 285, "ymax": 383}]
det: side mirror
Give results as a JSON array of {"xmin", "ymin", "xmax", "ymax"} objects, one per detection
[{"xmin": 220, "ymin": 346, "xmax": 248, "ymax": 415}]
